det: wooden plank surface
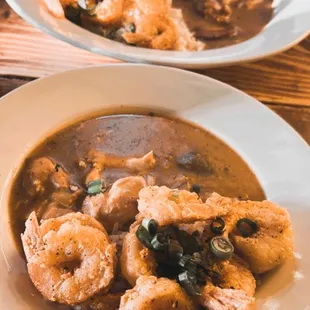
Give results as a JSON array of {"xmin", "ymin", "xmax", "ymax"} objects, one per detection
[
  {"xmin": 1, "ymin": 0, "xmax": 310, "ymax": 105},
  {"xmin": 1, "ymin": 0, "xmax": 310, "ymax": 145}
]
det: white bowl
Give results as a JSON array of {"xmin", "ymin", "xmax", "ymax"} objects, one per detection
[
  {"xmin": 0, "ymin": 64, "xmax": 310, "ymax": 309},
  {"xmin": 6, "ymin": 0, "xmax": 310, "ymax": 69}
]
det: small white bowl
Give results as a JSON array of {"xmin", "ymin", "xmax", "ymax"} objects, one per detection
[
  {"xmin": 0, "ymin": 65, "xmax": 310, "ymax": 309},
  {"xmin": 6, "ymin": 0, "xmax": 310, "ymax": 68}
]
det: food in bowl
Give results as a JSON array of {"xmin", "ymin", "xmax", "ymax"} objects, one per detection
[
  {"xmin": 10, "ymin": 114, "xmax": 293, "ymax": 309},
  {"xmin": 42, "ymin": 0, "xmax": 273, "ymax": 51}
]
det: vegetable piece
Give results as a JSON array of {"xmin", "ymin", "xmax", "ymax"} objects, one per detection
[
  {"xmin": 210, "ymin": 217, "xmax": 225, "ymax": 235},
  {"xmin": 178, "ymin": 255, "xmax": 197, "ymax": 272},
  {"xmin": 136, "ymin": 225, "xmax": 153, "ymax": 249},
  {"xmin": 236, "ymin": 218, "xmax": 259, "ymax": 237},
  {"xmin": 78, "ymin": 0, "xmax": 97, "ymax": 15},
  {"xmin": 129, "ymin": 23, "xmax": 136, "ymax": 33},
  {"xmin": 87, "ymin": 179, "xmax": 103, "ymax": 195},
  {"xmin": 157, "ymin": 262, "xmax": 183, "ymax": 279},
  {"xmin": 190, "ymin": 184, "xmax": 201, "ymax": 194},
  {"xmin": 196, "ymin": 269, "xmax": 207, "ymax": 286},
  {"xmin": 210, "ymin": 236, "xmax": 234, "ymax": 260},
  {"xmin": 168, "ymin": 240, "xmax": 183, "ymax": 261},
  {"xmin": 178, "ymin": 230, "xmax": 203, "ymax": 254},
  {"xmin": 178, "ymin": 271, "xmax": 201, "ymax": 296},
  {"xmin": 160, "ymin": 225, "xmax": 179, "ymax": 240},
  {"xmin": 142, "ymin": 218, "xmax": 158, "ymax": 235},
  {"xmin": 179, "ymin": 254, "xmax": 192, "ymax": 267},
  {"xmin": 151, "ymin": 233, "xmax": 168, "ymax": 251}
]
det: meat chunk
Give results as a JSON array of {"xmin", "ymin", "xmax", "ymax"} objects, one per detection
[
  {"xmin": 120, "ymin": 229, "xmax": 157, "ymax": 286},
  {"xmin": 79, "ymin": 293, "xmax": 122, "ymax": 310},
  {"xmin": 137, "ymin": 186, "xmax": 229, "ymax": 226},
  {"xmin": 208, "ymin": 193, "xmax": 294, "ymax": 274},
  {"xmin": 88, "ymin": 150, "xmax": 156, "ymax": 172},
  {"xmin": 217, "ymin": 256, "xmax": 256, "ymax": 297},
  {"xmin": 120, "ymin": 276, "xmax": 195, "ymax": 310},
  {"xmin": 85, "ymin": 150, "xmax": 156, "ymax": 186},
  {"xmin": 82, "ymin": 176, "xmax": 147, "ymax": 231},
  {"xmin": 23, "ymin": 157, "xmax": 70, "ymax": 196},
  {"xmin": 200, "ymin": 284, "xmax": 254, "ymax": 310}
]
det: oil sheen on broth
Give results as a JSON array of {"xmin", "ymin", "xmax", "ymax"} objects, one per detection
[{"xmin": 9, "ymin": 114, "xmax": 265, "ymax": 309}]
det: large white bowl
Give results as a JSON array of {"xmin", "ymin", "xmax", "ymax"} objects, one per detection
[
  {"xmin": 0, "ymin": 65, "xmax": 310, "ymax": 309},
  {"xmin": 6, "ymin": 0, "xmax": 310, "ymax": 69}
]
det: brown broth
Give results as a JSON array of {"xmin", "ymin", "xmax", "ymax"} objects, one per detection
[
  {"xmin": 173, "ymin": 0, "xmax": 274, "ymax": 49},
  {"xmin": 9, "ymin": 114, "xmax": 265, "ymax": 309}
]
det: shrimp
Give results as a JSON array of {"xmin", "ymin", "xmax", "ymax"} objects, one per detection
[
  {"xmin": 199, "ymin": 255, "xmax": 255, "ymax": 309},
  {"xmin": 121, "ymin": 0, "xmax": 178, "ymax": 50},
  {"xmin": 79, "ymin": 293, "xmax": 122, "ymax": 310},
  {"xmin": 94, "ymin": 0, "xmax": 124, "ymax": 25},
  {"xmin": 207, "ymin": 193, "xmax": 294, "ymax": 274},
  {"xmin": 119, "ymin": 276, "xmax": 195, "ymax": 310},
  {"xmin": 42, "ymin": 0, "xmax": 78, "ymax": 18},
  {"xmin": 137, "ymin": 186, "xmax": 230, "ymax": 226},
  {"xmin": 42, "ymin": 0, "xmax": 65, "ymax": 18},
  {"xmin": 169, "ymin": 8, "xmax": 205, "ymax": 51},
  {"xmin": 121, "ymin": 0, "xmax": 203, "ymax": 50},
  {"xmin": 21, "ymin": 212, "xmax": 117, "ymax": 305},
  {"xmin": 82, "ymin": 176, "xmax": 147, "ymax": 232},
  {"xmin": 120, "ymin": 228, "xmax": 157, "ymax": 286},
  {"xmin": 122, "ymin": 15, "xmax": 178, "ymax": 50},
  {"xmin": 216, "ymin": 256, "xmax": 256, "ymax": 297},
  {"xmin": 200, "ymin": 284, "xmax": 254, "ymax": 310}
]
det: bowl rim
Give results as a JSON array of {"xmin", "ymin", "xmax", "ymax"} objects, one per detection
[{"xmin": 6, "ymin": 0, "xmax": 310, "ymax": 68}]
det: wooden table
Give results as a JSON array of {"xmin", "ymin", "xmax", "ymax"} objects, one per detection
[{"xmin": 1, "ymin": 0, "xmax": 310, "ymax": 144}]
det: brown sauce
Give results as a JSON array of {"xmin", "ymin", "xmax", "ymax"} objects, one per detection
[
  {"xmin": 9, "ymin": 114, "xmax": 265, "ymax": 309},
  {"xmin": 173, "ymin": 0, "xmax": 274, "ymax": 49},
  {"xmin": 65, "ymin": 0, "xmax": 273, "ymax": 50}
]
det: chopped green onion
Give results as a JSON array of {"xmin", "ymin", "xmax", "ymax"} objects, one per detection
[
  {"xmin": 191, "ymin": 184, "xmax": 201, "ymax": 195},
  {"xmin": 87, "ymin": 179, "xmax": 103, "ymax": 195},
  {"xmin": 55, "ymin": 164, "xmax": 61, "ymax": 172},
  {"xmin": 136, "ymin": 225, "xmax": 153, "ymax": 249},
  {"xmin": 178, "ymin": 271, "xmax": 201, "ymax": 296},
  {"xmin": 168, "ymin": 240, "xmax": 183, "ymax": 261},
  {"xmin": 210, "ymin": 236, "xmax": 234, "ymax": 260},
  {"xmin": 129, "ymin": 23, "xmax": 136, "ymax": 33},
  {"xmin": 157, "ymin": 262, "xmax": 183, "ymax": 279},
  {"xmin": 160, "ymin": 225, "xmax": 179, "ymax": 239},
  {"xmin": 179, "ymin": 254, "xmax": 192, "ymax": 267},
  {"xmin": 196, "ymin": 269, "xmax": 207, "ymax": 286},
  {"xmin": 236, "ymin": 218, "xmax": 258, "ymax": 237},
  {"xmin": 210, "ymin": 217, "xmax": 225, "ymax": 235},
  {"xmin": 191, "ymin": 252, "xmax": 203, "ymax": 264},
  {"xmin": 178, "ymin": 230, "xmax": 203, "ymax": 254},
  {"xmin": 151, "ymin": 233, "xmax": 168, "ymax": 251},
  {"xmin": 142, "ymin": 218, "xmax": 158, "ymax": 236},
  {"xmin": 178, "ymin": 254, "xmax": 197, "ymax": 272}
]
